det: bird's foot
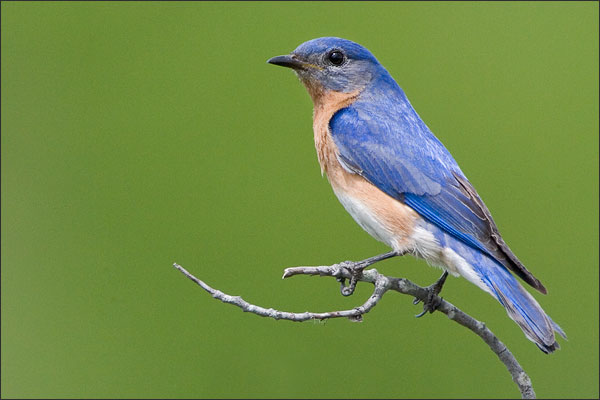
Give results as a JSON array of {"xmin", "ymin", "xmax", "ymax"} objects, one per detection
[
  {"xmin": 336, "ymin": 251, "xmax": 401, "ymax": 297},
  {"xmin": 337, "ymin": 260, "xmax": 369, "ymax": 297},
  {"xmin": 413, "ymin": 271, "xmax": 449, "ymax": 317}
]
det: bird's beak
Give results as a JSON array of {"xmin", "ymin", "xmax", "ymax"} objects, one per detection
[{"xmin": 267, "ymin": 54, "xmax": 308, "ymax": 70}]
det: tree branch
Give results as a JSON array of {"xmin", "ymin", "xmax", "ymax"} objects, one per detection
[{"xmin": 173, "ymin": 261, "xmax": 535, "ymax": 399}]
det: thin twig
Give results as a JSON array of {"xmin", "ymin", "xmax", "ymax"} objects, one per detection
[{"xmin": 173, "ymin": 262, "xmax": 535, "ymax": 399}]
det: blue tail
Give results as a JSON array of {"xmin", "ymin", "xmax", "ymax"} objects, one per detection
[
  {"xmin": 427, "ymin": 223, "xmax": 566, "ymax": 353},
  {"xmin": 461, "ymin": 245, "xmax": 567, "ymax": 353}
]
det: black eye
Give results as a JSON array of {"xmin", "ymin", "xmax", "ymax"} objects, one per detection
[{"xmin": 327, "ymin": 50, "xmax": 345, "ymax": 66}]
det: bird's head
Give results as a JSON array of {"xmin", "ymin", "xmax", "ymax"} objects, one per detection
[{"xmin": 268, "ymin": 37, "xmax": 383, "ymax": 102}]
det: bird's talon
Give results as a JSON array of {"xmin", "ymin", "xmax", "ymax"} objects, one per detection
[
  {"xmin": 328, "ymin": 251, "xmax": 400, "ymax": 297},
  {"xmin": 413, "ymin": 271, "xmax": 448, "ymax": 318},
  {"xmin": 341, "ymin": 275, "xmax": 359, "ymax": 296},
  {"xmin": 339, "ymin": 260, "xmax": 355, "ymax": 270},
  {"xmin": 337, "ymin": 277, "xmax": 347, "ymax": 295},
  {"xmin": 341, "ymin": 286, "xmax": 353, "ymax": 297},
  {"xmin": 415, "ymin": 297, "xmax": 440, "ymax": 318}
]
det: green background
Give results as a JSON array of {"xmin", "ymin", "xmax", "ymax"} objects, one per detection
[{"xmin": 2, "ymin": 2, "xmax": 598, "ymax": 398}]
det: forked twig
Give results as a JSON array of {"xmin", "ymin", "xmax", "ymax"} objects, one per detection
[{"xmin": 173, "ymin": 261, "xmax": 535, "ymax": 399}]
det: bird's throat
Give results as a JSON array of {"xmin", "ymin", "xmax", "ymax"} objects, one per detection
[{"xmin": 310, "ymin": 88, "xmax": 360, "ymax": 175}]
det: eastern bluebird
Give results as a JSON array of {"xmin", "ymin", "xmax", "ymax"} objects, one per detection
[{"xmin": 268, "ymin": 37, "xmax": 565, "ymax": 353}]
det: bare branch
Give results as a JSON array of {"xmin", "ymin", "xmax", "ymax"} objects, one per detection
[
  {"xmin": 173, "ymin": 262, "xmax": 535, "ymax": 399},
  {"xmin": 173, "ymin": 263, "xmax": 386, "ymax": 322}
]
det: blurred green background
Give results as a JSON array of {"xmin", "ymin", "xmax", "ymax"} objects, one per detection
[{"xmin": 2, "ymin": 1, "xmax": 598, "ymax": 398}]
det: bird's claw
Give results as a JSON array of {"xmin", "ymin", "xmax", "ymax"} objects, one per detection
[
  {"xmin": 333, "ymin": 251, "xmax": 401, "ymax": 297},
  {"xmin": 338, "ymin": 260, "xmax": 367, "ymax": 297},
  {"xmin": 414, "ymin": 271, "xmax": 448, "ymax": 318},
  {"xmin": 414, "ymin": 294, "xmax": 443, "ymax": 318}
]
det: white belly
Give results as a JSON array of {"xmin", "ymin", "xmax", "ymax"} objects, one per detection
[{"xmin": 332, "ymin": 187, "xmax": 398, "ymax": 248}]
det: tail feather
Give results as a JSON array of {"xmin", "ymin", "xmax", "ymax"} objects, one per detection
[
  {"xmin": 477, "ymin": 258, "xmax": 565, "ymax": 353},
  {"xmin": 422, "ymin": 221, "xmax": 565, "ymax": 353},
  {"xmin": 549, "ymin": 315, "xmax": 567, "ymax": 340}
]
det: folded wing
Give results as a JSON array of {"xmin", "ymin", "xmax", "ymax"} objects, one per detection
[{"xmin": 329, "ymin": 103, "xmax": 546, "ymax": 294}]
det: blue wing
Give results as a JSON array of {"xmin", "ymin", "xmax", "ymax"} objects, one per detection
[{"xmin": 329, "ymin": 98, "xmax": 546, "ymax": 294}]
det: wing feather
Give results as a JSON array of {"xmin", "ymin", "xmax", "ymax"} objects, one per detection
[{"xmin": 330, "ymin": 103, "xmax": 546, "ymax": 294}]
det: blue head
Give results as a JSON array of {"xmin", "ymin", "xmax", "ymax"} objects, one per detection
[{"xmin": 268, "ymin": 37, "xmax": 387, "ymax": 96}]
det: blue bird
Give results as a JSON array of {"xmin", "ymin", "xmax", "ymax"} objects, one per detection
[{"xmin": 268, "ymin": 37, "xmax": 566, "ymax": 353}]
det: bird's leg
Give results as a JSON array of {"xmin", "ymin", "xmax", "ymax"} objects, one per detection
[
  {"xmin": 413, "ymin": 270, "xmax": 449, "ymax": 317},
  {"xmin": 337, "ymin": 250, "xmax": 404, "ymax": 296}
]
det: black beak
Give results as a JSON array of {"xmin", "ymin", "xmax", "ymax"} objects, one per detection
[{"xmin": 267, "ymin": 55, "xmax": 306, "ymax": 70}]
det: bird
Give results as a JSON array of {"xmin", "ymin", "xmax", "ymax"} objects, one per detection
[{"xmin": 267, "ymin": 37, "xmax": 566, "ymax": 353}]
